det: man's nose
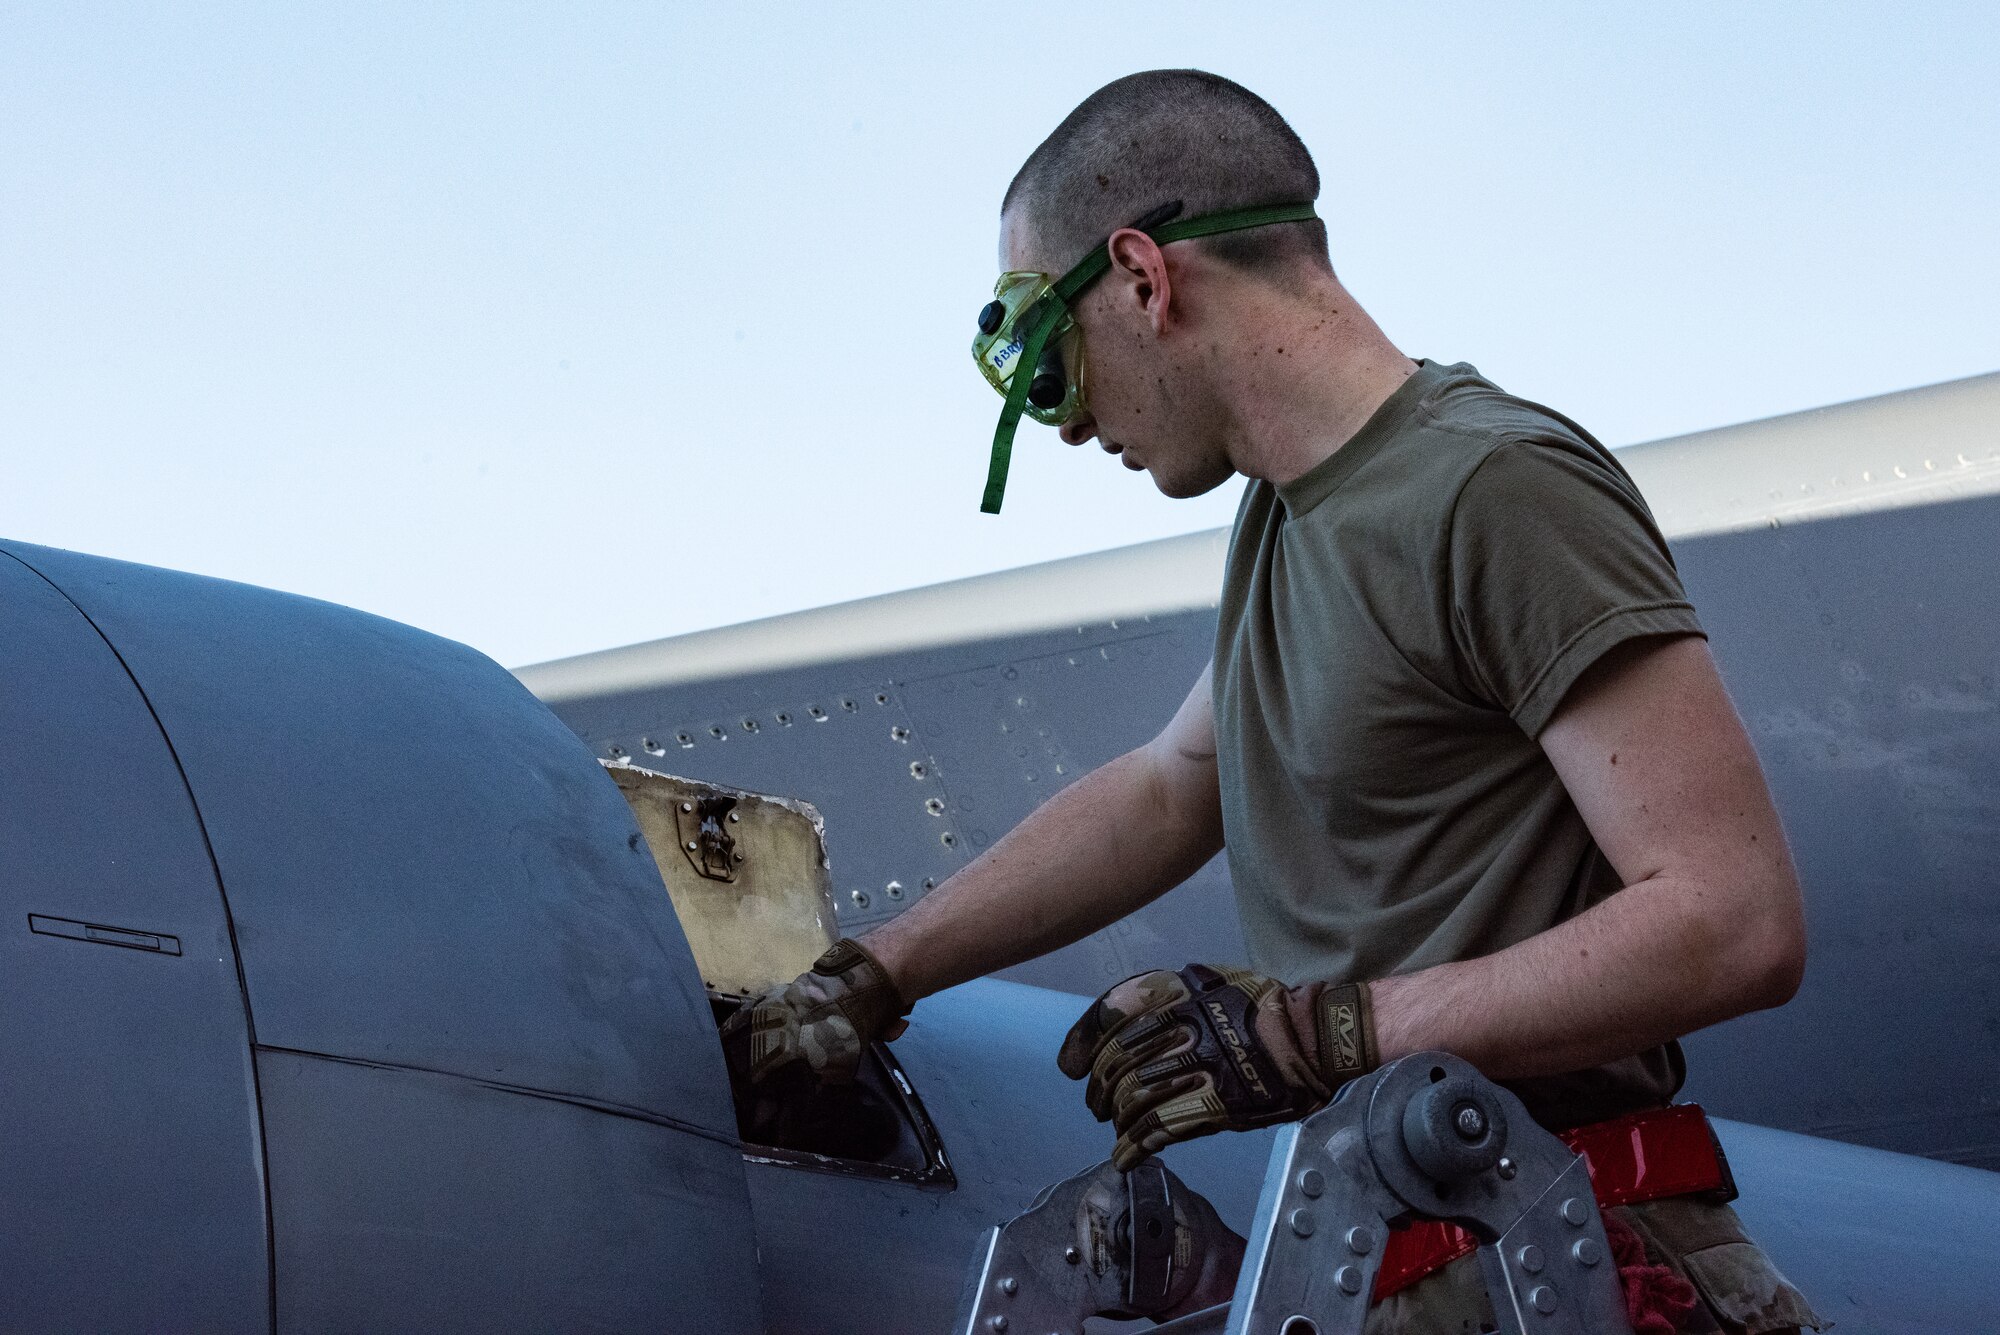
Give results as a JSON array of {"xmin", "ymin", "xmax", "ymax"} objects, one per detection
[{"xmin": 1058, "ymin": 412, "xmax": 1098, "ymax": 447}]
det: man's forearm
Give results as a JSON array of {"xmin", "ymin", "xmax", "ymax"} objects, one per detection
[
  {"xmin": 862, "ymin": 746, "xmax": 1223, "ymax": 1004},
  {"xmin": 1368, "ymin": 867, "xmax": 1805, "ymax": 1079}
]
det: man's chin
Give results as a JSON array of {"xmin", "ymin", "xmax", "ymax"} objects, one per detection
[{"xmin": 1151, "ymin": 466, "xmax": 1233, "ymax": 500}]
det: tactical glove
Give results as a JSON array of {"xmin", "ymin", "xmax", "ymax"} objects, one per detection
[
  {"xmin": 1057, "ymin": 963, "xmax": 1375, "ymax": 1169},
  {"xmin": 720, "ymin": 937, "xmax": 910, "ymax": 1087}
]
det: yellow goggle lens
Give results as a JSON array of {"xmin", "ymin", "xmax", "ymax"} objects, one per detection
[{"xmin": 971, "ymin": 271, "xmax": 1085, "ymax": 425}]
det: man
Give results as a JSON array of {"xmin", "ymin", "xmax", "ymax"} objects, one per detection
[{"xmin": 727, "ymin": 70, "xmax": 1821, "ymax": 1333}]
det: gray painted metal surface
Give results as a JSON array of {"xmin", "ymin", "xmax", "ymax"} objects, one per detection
[
  {"xmin": 0, "ymin": 551, "xmax": 269, "ymax": 1332},
  {"xmin": 8, "ymin": 540, "xmax": 730, "ymax": 1129},
  {"xmin": 1672, "ymin": 493, "xmax": 2000, "ymax": 1166},
  {"xmin": 1619, "ymin": 368, "xmax": 2000, "ymax": 537},
  {"xmin": 259, "ymin": 1049, "xmax": 761, "ymax": 1332},
  {"xmin": 0, "ymin": 540, "xmax": 765, "ymax": 1334},
  {"xmin": 1718, "ymin": 1119, "xmax": 2000, "ymax": 1331}
]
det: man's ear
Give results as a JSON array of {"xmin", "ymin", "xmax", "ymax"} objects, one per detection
[{"xmin": 1105, "ymin": 228, "xmax": 1174, "ymax": 334}]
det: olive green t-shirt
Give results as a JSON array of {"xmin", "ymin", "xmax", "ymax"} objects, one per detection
[{"xmin": 1212, "ymin": 359, "xmax": 1704, "ymax": 1128}]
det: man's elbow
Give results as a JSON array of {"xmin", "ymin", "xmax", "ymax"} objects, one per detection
[
  {"xmin": 1666, "ymin": 867, "xmax": 1806, "ymax": 1020},
  {"xmin": 1729, "ymin": 882, "xmax": 1807, "ymax": 1013},
  {"xmin": 1742, "ymin": 928, "xmax": 1805, "ymax": 1012}
]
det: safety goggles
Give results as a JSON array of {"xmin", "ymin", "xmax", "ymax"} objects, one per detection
[{"xmin": 971, "ymin": 199, "xmax": 1319, "ymax": 513}]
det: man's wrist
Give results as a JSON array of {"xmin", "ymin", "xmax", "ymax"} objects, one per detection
[{"xmin": 846, "ymin": 929, "xmax": 920, "ymax": 1011}]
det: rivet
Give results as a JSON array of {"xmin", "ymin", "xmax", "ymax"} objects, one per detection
[
  {"xmin": 1289, "ymin": 1208, "xmax": 1317, "ymax": 1238},
  {"xmin": 1454, "ymin": 1103, "xmax": 1487, "ymax": 1140},
  {"xmin": 1516, "ymin": 1244, "xmax": 1544, "ymax": 1274},
  {"xmin": 732, "ymin": 851, "xmax": 745, "ymax": 863},
  {"xmin": 1335, "ymin": 1265, "xmax": 1363, "ymax": 1295},
  {"xmin": 988, "ymin": 1317, "xmax": 1008, "ymax": 1332},
  {"xmin": 1572, "ymin": 1237, "xmax": 1602, "ymax": 1267},
  {"xmin": 1345, "ymin": 1226, "xmax": 1376, "ymax": 1256},
  {"xmin": 681, "ymin": 803, "xmax": 693, "ymax": 813},
  {"xmin": 1530, "ymin": 1286, "xmax": 1558, "ymax": 1315},
  {"xmin": 1063, "ymin": 1246, "xmax": 1080, "ymax": 1265},
  {"xmin": 1497, "ymin": 1157, "xmax": 1517, "ymax": 1180},
  {"xmin": 1561, "ymin": 1197, "xmax": 1589, "ymax": 1227},
  {"xmin": 728, "ymin": 811, "xmax": 740, "ymax": 823},
  {"xmin": 998, "ymin": 1276, "xmax": 1018, "ymax": 1296},
  {"xmin": 1296, "ymin": 1168, "xmax": 1324, "ymax": 1198},
  {"xmin": 685, "ymin": 841, "xmax": 698, "ymax": 852}
]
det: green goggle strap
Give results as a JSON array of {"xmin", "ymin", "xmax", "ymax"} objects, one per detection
[{"xmin": 979, "ymin": 201, "xmax": 1320, "ymax": 514}]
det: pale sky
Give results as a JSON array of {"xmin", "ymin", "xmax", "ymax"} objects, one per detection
[{"xmin": 5, "ymin": 3, "xmax": 1996, "ymax": 668}]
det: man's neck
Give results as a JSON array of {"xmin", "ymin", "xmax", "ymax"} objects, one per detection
[{"xmin": 1213, "ymin": 277, "xmax": 1419, "ymax": 488}]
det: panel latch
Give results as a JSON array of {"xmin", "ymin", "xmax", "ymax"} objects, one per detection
[{"xmin": 675, "ymin": 795, "xmax": 742, "ymax": 882}]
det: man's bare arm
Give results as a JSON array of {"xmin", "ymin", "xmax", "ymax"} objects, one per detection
[
  {"xmin": 1369, "ymin": 635, "xmax": 1807, "ymax": 1076},
  {"xmin": 863, "ymin": 664, "xmax": 1226, "ymax": 1004}
]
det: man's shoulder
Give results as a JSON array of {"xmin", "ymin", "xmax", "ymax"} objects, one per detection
[
  {"xmin": 1418, "ymin": 363, "xmax": 1603, "ymax": 459},
  {"xmin": 1279, "ymin": 364, "xmax": 1591, "ymax": 529},
  {"xmin": 1225, "ymin": 363, "xmax": 1627, "ymax": 546},
  {"xmin": 1412, "ymin": 365, "xmax": 1642, "ymax": 514}
]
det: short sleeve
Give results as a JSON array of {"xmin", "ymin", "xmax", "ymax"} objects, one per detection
[{"xmin": 1447, "ymin": 439, "xmax": 1704, "ymax": 736}]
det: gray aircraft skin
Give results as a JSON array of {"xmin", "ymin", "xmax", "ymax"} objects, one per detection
[{"xmin": 2, "ymin": 375, "xmax": 1997, "ymax": 1333}]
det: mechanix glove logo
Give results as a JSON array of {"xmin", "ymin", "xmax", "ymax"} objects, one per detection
[{"xmin": 1319, "ymin": 988, "xmax": 1364, "ymax": 1079}]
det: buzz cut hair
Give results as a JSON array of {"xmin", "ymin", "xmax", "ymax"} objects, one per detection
[{"xmin": 1002, "ymin": 69, "xmax": 1330, "ymax": 278}]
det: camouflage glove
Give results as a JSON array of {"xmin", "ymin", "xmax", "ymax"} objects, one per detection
[
  {"xmin": 720, "ymin": 937, "xmax": 910, "ymax": 1087},
  {"xmin": 1057, "ymin": 963, "xmax": 1375, "ymax": 1169}
]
